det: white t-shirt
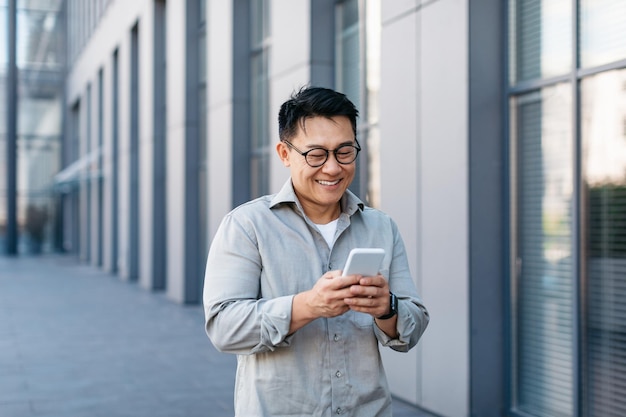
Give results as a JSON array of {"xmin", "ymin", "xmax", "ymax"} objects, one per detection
[{"xmin": 314, "ymin": 219, "xmax": 339, "ymax": 248}]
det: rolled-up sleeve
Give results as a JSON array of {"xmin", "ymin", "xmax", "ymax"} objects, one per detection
[
  {"xmin": 373, "ymin": 219, "xmax": 430, "ymax": 351},
  {"xmin": 203, "ymin": 214, "xmax": 294, "ymax": 355},
  {"xmin": 374, "ymin": 296, "xmax": 429, "ymax": 351}
]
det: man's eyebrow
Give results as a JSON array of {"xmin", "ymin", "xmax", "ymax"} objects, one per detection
[{"xmin": 302, "ymin": 139, "xmax": 356, "ymax": 149}]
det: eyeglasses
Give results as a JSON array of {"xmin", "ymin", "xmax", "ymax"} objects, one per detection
[{"xmin": 282, "ymin": 139, "xmax": 361, "ymax": 168}]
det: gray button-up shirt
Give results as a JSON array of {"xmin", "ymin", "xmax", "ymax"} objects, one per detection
[{"xmin": 203, "ymin": 180, "xmax": 429, "ymax": 417}]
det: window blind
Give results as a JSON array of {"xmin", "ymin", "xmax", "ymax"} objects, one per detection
[
  {"xmin": 510, "ymin": 0, "xmax": 572, "ymax": 84},
  {"xmin": 513, "ymin": 85, "xmax": 574, "ymax": 417}
]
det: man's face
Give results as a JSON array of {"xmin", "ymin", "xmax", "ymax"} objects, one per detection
[{"xmin": 276, "ymin": 115, "xmax": 357, "ymax": 221}]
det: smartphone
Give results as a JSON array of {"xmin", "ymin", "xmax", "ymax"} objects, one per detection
[{"xmin": 341, "ymin": 248, "xmax": 385, "ymax": 277}]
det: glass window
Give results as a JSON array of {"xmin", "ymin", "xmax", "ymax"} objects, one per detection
[
  {"xmin": 580, "ymin": 0, "xmax": 626, "ymax": 68},
  {"xmin": 335, "ymin": 0, "xmax": 381, "ymax": 207},
  {"xmin": 198, "ymin": 0, "xmax": 208, "ymax": 276},
  {"xmin": 111, "ymin": 49, "xmax": 119, "ymax": 271},
  {"xmin": 509, "ymin": 1, "xmax": 626, "ymax": 415},
  {"xmin": 66, "ymin": 102, "xmax": 81, "ymax": 254},
  {"xmin": 509, "ymin": 0, "xmax": 572, "ymax": 84},
  {"xmin": 581, "ymin": 69, "xmax": 626, "ymax": 416},
  {"xmin": 199, "ymin": 0, "xmax": 206, "ymax": 21},
  {"xmin": 95, "ymin": 68, "xmax": 104, "ymax": 266},
  {"xmin": 0, "ymin": 4, "xmax": 6, "ymax": 238},
  {"xmin": 0, "ymin": 5, "xmax": 6, "ymax": 67},
  {"xmin": 129, "ymin": 24, "xmax": 139, "ymax": 277},
  {"xmin": 18, "ymin": 96, "xmax": 62, "ymax": 254},
  {"xmin": 336, "ymin": 0, "xmax": 361, "ymax": 108},
  {"xmin": 250, "ymin": 0, "xmax": 270, "ymax": 198},
  {"xmin": 1, "ymin": 1, "xmax": 63, "ymax": 254},
  {"xmin": 16, "ymin": 4, "xmax": 63, "ymax": 70},
  {"xmin": 510, "ymin": 83, "xmax": 574, "ymax": 416}
]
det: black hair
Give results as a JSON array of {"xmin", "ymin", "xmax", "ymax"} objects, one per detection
[{"xmin": 278, "ymin": 86, "xmax": 359, "ymax": 141}]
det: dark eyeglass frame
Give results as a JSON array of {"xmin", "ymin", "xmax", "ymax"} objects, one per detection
[{"xmin": 282, "ymin": 139, "xmax": 361, "ymax": 168}]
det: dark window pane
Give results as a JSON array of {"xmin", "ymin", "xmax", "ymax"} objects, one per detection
[{"xmin": 581, "ymin": 69, "xmax": 626, "ymax": 416}]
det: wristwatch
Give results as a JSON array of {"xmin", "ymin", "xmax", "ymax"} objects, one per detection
[{"xmin": 377, "ymin": 292, "xmax": 398, "ymax": 320}]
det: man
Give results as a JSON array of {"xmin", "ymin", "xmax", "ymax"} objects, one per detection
[{"xmin": 203, "ymin": 86, "xmax": 429, "ymax": 416}]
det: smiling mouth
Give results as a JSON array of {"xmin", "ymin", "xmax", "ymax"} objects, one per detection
[{"xmin": 317, "ymin": 179, "xmax": 341, "ymax": 186}]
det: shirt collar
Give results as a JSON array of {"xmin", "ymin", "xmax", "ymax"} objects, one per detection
[{"xmin": 270, "ymin": 179, "xmax": 365, "ymax": 216}]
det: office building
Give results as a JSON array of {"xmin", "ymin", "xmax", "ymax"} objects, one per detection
[{"xmin": 2, "ymin": 1, "xmax": 625, "ymax": 416}]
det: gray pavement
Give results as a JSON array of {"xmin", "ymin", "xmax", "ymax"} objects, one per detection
[{"xmin": 0, "ymin": 255, "xmax": 435, "ymax": 417}]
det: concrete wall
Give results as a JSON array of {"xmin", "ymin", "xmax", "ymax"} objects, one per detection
[
  {"xmin": 137, "ymin": 4, "xmax": 156, "ymax": 291},
  {"xmin": 66, "ymin": 0, "xmax": 150, "ymax": 281},
  {"xmin": 269, "ymin": 0, "xmax": 312, "ymax": 191},
  {"xmin": 101, "ymin": 51, "xmax": 113, "ymax": 274},
  {"xmin": 206, "ymin": 0, "xmax": 234, "ymax": 240},
  {"xmin": 379, "ymin": 0, "xmax": 421, "ymax": 406},
  {"xmin": 165, "ymin": 0, "xmax": 189, "ymax": 303},
  {"xmin": 419, "ymin": 1, "xmax": 469, "ymax": 414},
  {"xmin": 380, "ymin": 1, "xmax": 469, "ymax": 416},
  {"xmin": 66, "ymin": 1, "xmax": 172, "ymax": 291}
]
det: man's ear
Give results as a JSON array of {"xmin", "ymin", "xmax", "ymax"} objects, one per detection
[{"xmin": 276, "ymin": 141, "xmax": 291, "ymax": 167}]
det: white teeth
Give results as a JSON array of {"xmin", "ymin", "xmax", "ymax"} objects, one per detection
[{"xmin": 318, "ymin": 180, "xmax": 339, "ymax": 186}]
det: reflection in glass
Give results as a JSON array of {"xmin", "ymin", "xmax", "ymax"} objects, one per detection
[
  {"xmin": 581, "ymin": 69, "xmax": 626, "ymax": 416},
  {"xmin": 0, "ymin": 5, "xmax": 6, "ymax": 248},
  {"xmin": 580, "ymin": 0, "xmax": 626, "ymax": 68},
  {"xmin": 1, "ymin": 1, "xmax": 63, "ymax": 254},
  {"xmin": 250, "ymin": 0, "xmax": 270, "ymax": 198},
  {"xmin": 509, "ymin": 0, "xmax": 572, "ymax": 83},
  {"xmin": 198, "ymin": 0, "xmax": 208, "ymax": 277},
  {"xmin": 336, "ymin": 0, "xmax": 360, "ymax": 109},
  {"xmin": 335, "ymin": 0, "xmax": 381, "ymax": 207},
  {"xmin": 511, "ymin": 83, "xmax": 574, "ymax": 416},
  {"xmin": 0, "ymin": 6, "xmax": 6, "ymax": 66}
]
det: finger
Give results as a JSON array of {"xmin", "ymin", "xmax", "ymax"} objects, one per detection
[
  {"xmin": 349, "ymin": 283, "xmax": 382, "ymax": 298},
  {"xmin": 345, "ymin": 295, "xmax": 389, "ymax": 316},
  {"xmin": 330, "ymin": 274, "xmax": 362, "ymax": 290},
  {"xmin": 344, "ymin": 297, "xmax": 384, "ymax": 315},
  {"xmin": 358, "ymin": 274, "xmax": 387, "ymax": 288},
  {"xmin": 344, "ymin": 296, "xmax": 377, "ymax": 308}
]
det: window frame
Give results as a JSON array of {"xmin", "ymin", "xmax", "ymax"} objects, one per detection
[{"xmin": 506, "ymin": 1, "xmax": 626, "ymax": 416}]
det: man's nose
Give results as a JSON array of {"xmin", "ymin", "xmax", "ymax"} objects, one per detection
[{"xmin": 322, "ymin": 153, "xmax": 343, "ymax": 172}]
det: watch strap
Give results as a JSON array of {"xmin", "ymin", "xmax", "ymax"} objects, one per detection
[{"xmin": 377, "ymin": 292, "xmax": 398, "ymax": 320}]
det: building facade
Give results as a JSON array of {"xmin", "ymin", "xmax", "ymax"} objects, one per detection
[{"xmin": 7, "ymin": 0, "xmax": 624, "ymax": 416}]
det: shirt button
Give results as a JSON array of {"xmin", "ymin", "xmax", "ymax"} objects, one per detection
[
  {"xmin": 336, "ymin": 407, "xmax": 343, "ymax": 414},
  {"xmin": 335, "ymin": 370, "xmax": 342, "ymax": 378},
  {"xmin": 333, "ymin": 334, "xmax": 340, "ymax": 342}
]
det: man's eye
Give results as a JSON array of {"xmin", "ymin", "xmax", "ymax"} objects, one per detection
[
  {"xmin": 336, "ymin": 148, "xmax": 355, "ymax": 158},
  {"xmin": 307, "ymin": 151, "xmax": 327, "ymax": 159}
]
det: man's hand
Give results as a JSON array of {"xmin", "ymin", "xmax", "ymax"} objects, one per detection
[
  {"xmin": 343, "ymin": 274, "xmax": 390, "ymax": 318},
  {"xmin": 289, "ymin": 271, "xmax": 361, "ymax": 333},
  {"xmin": 344, "ymin": 274, "xmax": 399, "ymax": 338}
]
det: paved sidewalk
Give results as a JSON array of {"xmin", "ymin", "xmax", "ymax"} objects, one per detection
[{"xmin": 0, "ymin": 255, "xmax": 434, "ymax": 417}]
